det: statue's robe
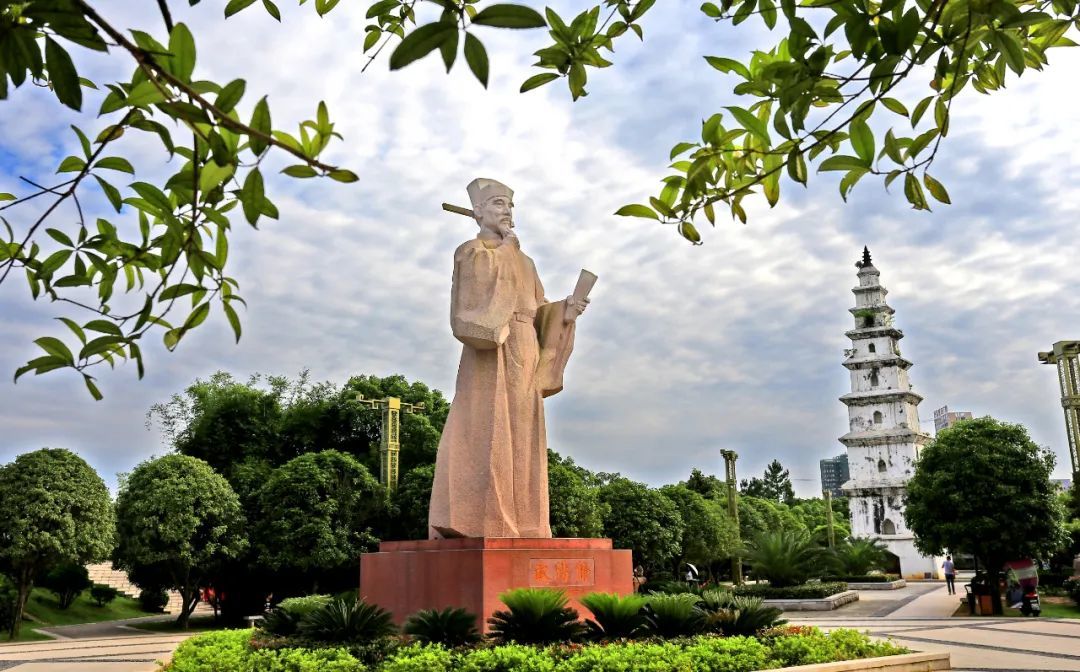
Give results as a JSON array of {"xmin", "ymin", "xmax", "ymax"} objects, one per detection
[{"xmin": 428, "ymin": 237, "xmax": 575, "ymax": 539}]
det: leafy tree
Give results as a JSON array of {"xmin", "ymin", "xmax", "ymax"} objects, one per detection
[
  {"xmin": 5, "ymin": 0, "xmax": 1077, "ymax": 391},
  {"xmin": 38, "ymin": 562, "xmax": 92, "ymax": 609},
  {"xmin": 254, "ymin": 450, "xmax": 385, "ymax": 588},
  {"xmin": 659, "ymin": 484, "xmax": 739, "ymax": 578},
  {"xmin": 391, "ymin": 464, "xmax": 436, "ymax": 541},
  {"xmin": 738, "ymin": 495, "xmax": 806, "ymax": 542},
  {"xmin": 684, "ymin": 468, "xmax": 727, "ymax": 501},
  {"xmin": 789, "ymin": 497, "xmax": 851, "ymax": 546},
  {"xmin": 906, "ymin": 417, "xmax": 1068, "ymax": 614},
  {"xmin": 740, "ymin": 459, "xmax": 795, "ymax": 504},
  {"xmin": 548, "ymin": 451, "xmax": 607, "ymax": 538},
  {"xmin": 0, "ymin": 448, "xmax": 114, "ymax": 638},
  {"xmin": 113, "ymin": 454, "xmax": 248, "ymax": 628},
  {"xmin": 598, "ymin": 478, "xmax": 684, "ymax": 576}
]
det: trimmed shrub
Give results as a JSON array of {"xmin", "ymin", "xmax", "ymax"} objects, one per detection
[
  {"xmin": 260, "ymin": 607, "xmax": 303, "ymax": 637},
  {"xmin": 39, "ymin": 562, "xmax": 91, "ymax": 609},
  {"xmin": 90, "ymin": 584, "xmax": 118, "ymax": 607},
  {"xmin": 140, "ymin": 588, "xmax": 169, "ymax": 613},
  {"xmin": 823, "ymin": 574, "xmax": 897, "ymax": 583},
  {"xmin": 279, "ymin": 594, "xmax": 333, "ymax": 618},
  {"xmin": 382, "ymin": 643, "xmax": 456, "ymax": 672},
  {"xmin": 769, "ymin": 627, "xmax": 907, "ymax": 666},
  {"xmin": 297, "ymin": 598, "xmax": 396, "ymax": 643},
  {"xmin": 641, "ymin": 592, "xmax": 702, "ymax": 638},
  {"xmin": 165, "ymin": 629, "xmax": 252, "ymax": 672},
  {"xmin": 733, "ymin": 581, "xmax": 848, "ymax": 600},
  {"xmin": 487, "ymin": 589, "xmax": 582, "ymax": 645},
  {"xmin": 579, "ymin": 592, "xmax": 647, "ymax": 640},
  {"xmin": 1038, "ymin": 571, "xmax": 1074, "ymax": 588},
  {"xmin": 403, "ymin": 607, "xmax": 480, "ymax": 647},
  {"xmin": 458, "ymin": 643, "xmax": 557, "ymax": 672},
  {"xmin": 245, "ymin": 646, "xmax": 364, "ymax": 671},
  {"xmin": 1064, "ymin": 577, "xmax": 1080, "ymax": 607}
]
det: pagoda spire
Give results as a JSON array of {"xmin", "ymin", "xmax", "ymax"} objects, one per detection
[{"xmin": 856, "ymin": 246, "xmax": 872, "ymax": 269}]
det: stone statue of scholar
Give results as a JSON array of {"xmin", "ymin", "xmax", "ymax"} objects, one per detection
[{"xmin": 428, "ymin": 178, "xmax": 589, "ymax": 539}]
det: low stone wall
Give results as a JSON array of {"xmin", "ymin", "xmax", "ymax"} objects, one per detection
[
  {"xmin": 763, "ymin": 589, "xmax": 859, "ymax": 611},
  {"xmin": 848, "ymin": 579, "xmax": 907, "ymax": 590},
  {"xmin": 768, "ymin": 652, "xmax": 949, "ymax": 672}
]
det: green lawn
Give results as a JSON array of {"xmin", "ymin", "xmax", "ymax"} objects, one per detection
[
  {"xmin": 23, "ymin": 587, "xmax": 152, "ymax": 626},
  {"xmin": 0, "ymin": 627, "xmax": 54, "ymax": 644},
  {"xmin": 952, "ymin": 596, "xmax": 1080, "ymax": 618}
]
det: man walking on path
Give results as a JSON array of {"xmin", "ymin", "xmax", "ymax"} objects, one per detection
[{"xmin": 942, "ymin": 555, "xmax": 956, "ymax": 594}]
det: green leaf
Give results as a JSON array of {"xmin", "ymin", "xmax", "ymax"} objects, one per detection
[
  {"xmin": 94, "ymin": 176, "xmax": 123, "ymax": 212},
  {"xmin": 315, "ymin": 0, "xmax": 342, "ymax": 15},
  {"xmin": 679, "ymin": 221, "xmax": 702, "ymax": 244},
  {"xmin": 85, "ymin": 319, "xmax": 123, "ymax": 336},
  {"xmin": 35, "ymin": 337, "xmax": 74, "ymax": 365},
  {"xmin": 786, "ymin": 147, "xmax": 807, "ymax": 185},
  {"xmin": 57, "ymin": 156, "xmax": 86, "ymax": 173},
  {"xmin": 168, "ymin": 23, "xmax": 196, "ymax": 82},
  {"xmin": 225, "ymin": 0, "xmax": 257, "ymax": 16},
  {"xmin": 83, "ymin": 374, "xmax": 103, "ymax": 400},
  {"xmin": 184, "ymin": 303, "xmax": 211, "ymax": 330},
  {"xmin": 241, "ymin": 168, "xmax": 265, "ymax": 225},
  {"xmin": 223, "ymin": 301, "xmax": 242, "ymax": 343},
  {"xmin": 818, "ymin": 155, "xmax": 867, "ymax": 172},
  {"xmin": 250, "ymin": 97, "xmax": 271, "ymax": 155},
  {"xmin": 614, "ymin": 204, "xmax": 659, "ymax": 220},
  {"xmin": 464, "ymin": 33, "xmax": 489, "ymax": 87},
  {"xmin": 881, "ymin": 97, "xmax": 908, "ymax": 117},
  {"xmin": 923, "ymin": 173, "xmax": 950, "ymax": 204},
  {"xmin": 849, "ymin": 119, "xmax": 874, "ymax": 165},
  {"xmin": 57, "ymin": 317, "xmax": 86, "ymax": 345},
  {"xmin": 0, "ymin": 193, "xmax": 16, "ymax": 202},
  {"xmin": 94, "ymin": 157, "xmax": 134, "ymax": 174},
  {"xmin": 282, "ymin": 165, "xmax": 318, "ymax": 178},
  {"xmin": 389, "ymin": 22, "xmax": 458, "ymax": 70},
  {"xmin": 724, "ymin": 106, "xmax": 769, "ymax": 144},
  {"xmin": 262, "ymin": 0, "xmax": 282, "ymax": 20},
  {"xmin": 704, "ymin": 56, "xmax": 750, "ymax": 79},
  {"xmin": 45, "ymin": 37, "xmax": 82, "ymax": 111},
  {"xmin": 994, "ymin": 30, "xmax": 1026, "ymax": 75},
  {"xmin": 46, "ymin": 228, "xmax": 74, "ymax": 247},
  {"xmin": 329, "ymin": 169, "xmax": 359, "ymax": 183},
  {"xmin": 904, "ymin": 172, "xmax": 928, "ymax": 210},
  {"xmin": 71, "ymin": 125, "xmax": 91, "ymax": 158},
  {"xmin": 471, "ymin": 4, "xmax": 546, "ymax": 28},
  {"xmin": 130, "ymin": 182, "xmax": 173, "ymax": 215},
  {"xmin": 126, "ymin": 80, "xmax": 167, "ymax": 107},
  {"xmin": 216, "ymin": 79, "xmax": 246, "ymax": 113},
  {"xmin": 520, "ymin": 72, "xmax": 560, "ymax": 93},
  {"xmin": 367, "ymin": 0, "xmax": 399, "ymax": 18}
]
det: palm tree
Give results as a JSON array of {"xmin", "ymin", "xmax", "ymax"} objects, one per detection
[{"xmin": 745, "ymin": 530, "xmax": 827, "ymax": 587}]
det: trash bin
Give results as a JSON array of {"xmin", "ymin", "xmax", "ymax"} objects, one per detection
[{"xmin": 964, "ymin": 584, "xmax": 975, "ymax": 615}]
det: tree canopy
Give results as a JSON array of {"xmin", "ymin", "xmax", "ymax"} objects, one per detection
[
  {"xmin": 3, "ymin": 0, "xmax": 1076, "ymax": 391},
  {"xmin": 0, "ymin": 448, "xmax": 114, "ymax": 637},
  {"xmin": 113, "ymin": 453, "xmax": 248, "ymax": 628},
  {"xmin": 740, "ymin": 459, "xmax": 796, "ymax": 505},
  {"xmin": 906, "ymin": 416, "xmax": 1068, "ymax": 614},
  {"xmin": 598, "ymin": 477, "xmax": 684, "ymax": 574}
]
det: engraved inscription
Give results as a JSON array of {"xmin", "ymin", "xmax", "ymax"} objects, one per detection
[{"xmin": 529, "ymin": 558, "xmax": 595, "ymax": 587}]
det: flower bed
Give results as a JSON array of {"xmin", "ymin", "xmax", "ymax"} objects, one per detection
[
  {"xmin": 163, "ymin": 626, "xmax": 908, "ymax": 672},
  {"xmin": 733, "ymin": 582, "xmax": 849, "ymax": 600}
]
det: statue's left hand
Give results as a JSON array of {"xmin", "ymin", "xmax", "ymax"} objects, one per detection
[{"xmin": 564, "ymin": 295, "xmax": 589, "ymax": 323}]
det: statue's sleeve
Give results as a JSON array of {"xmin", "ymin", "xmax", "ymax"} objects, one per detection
[{"xmin": 450, "ymin": 242, "xmax": 516, "ymax": 350}]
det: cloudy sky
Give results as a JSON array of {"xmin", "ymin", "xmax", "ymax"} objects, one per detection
[{"xmin": 2, "ymin": 0, "xmax": 1078, "ymax": 497}]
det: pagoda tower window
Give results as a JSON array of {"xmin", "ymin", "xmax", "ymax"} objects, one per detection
[
  {"xmin": 868, "ymin": 343, "xmax": 876, "ymax": 353},
  {"xmin": 873, "ymin": 411, "xmax": 883, "ymax": 424},
  {"xmin": 877, "ymin": 458, "xmax": 887, "ymax": 472},
  {"xmin": 882, "ymin": 519, "xmax": 896, "ymax": 535}
]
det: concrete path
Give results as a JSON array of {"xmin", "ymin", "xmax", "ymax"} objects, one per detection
[
  {"xmin": 0, "ymin": 616, "xmax": 203, "ymax": 671},
  {"xmin": 790, "ymin": 581, "xmax": 1080, "ymax": 671}
]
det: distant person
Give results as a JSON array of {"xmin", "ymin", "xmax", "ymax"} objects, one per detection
[
  {"xmin": 942, "ymin": 556, "xmax": 956, "ymax": 594},
  {"xmin": 632, "ymin": 565, "xmax": 646, "ymax": 593}
]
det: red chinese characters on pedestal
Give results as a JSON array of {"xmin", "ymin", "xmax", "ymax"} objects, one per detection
[{"xmin": 529, "ymin": 558, "xmax": 595, "ymax": 587}]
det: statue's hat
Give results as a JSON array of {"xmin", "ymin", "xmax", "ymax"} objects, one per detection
[{"xmin": 467, "ymin": 178, "xmax": 513, "ymax": 206}]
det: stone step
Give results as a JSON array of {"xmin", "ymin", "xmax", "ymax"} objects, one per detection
[{"xmin": 84, "ymin": 564, "xmax": 185, "ymax": 614}]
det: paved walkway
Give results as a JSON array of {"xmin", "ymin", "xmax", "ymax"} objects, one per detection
[
  {"xmin": 0, "ymin": 616, "xmax": 196, "ymax": 672},
  {"xmin": 790, "ymin": 581, "xmax": 1080, "ymax": 671}
]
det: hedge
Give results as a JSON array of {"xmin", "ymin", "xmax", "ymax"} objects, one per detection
[
  {"xmin": 163, "ymin": 627, "xmax": 906, "ymax": 671},
  {"xmin": 732, "ymin": 582, "xmax": 849, "ymax": 599},
  {"xmin": 822, "ymin": 575, "xmax": 899, "ymax": 583}
]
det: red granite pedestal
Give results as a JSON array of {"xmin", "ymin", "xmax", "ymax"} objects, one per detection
[{"xmin": 359, "ymin": 538, "xmax": 632, "ymax": 632}]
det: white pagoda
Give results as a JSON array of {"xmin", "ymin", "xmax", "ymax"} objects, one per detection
[{"xmin": 839, "ymin": 248, "xmax": 939, "ymax": 579}]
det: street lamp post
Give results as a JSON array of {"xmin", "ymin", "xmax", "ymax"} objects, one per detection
[
  {"xmin": 354, "ymin": 394, "xmax": 425, "ymax": 493},
  {"xmin": 1038, "ymin": 341, "xmax": 1080, "ymax": 479}
]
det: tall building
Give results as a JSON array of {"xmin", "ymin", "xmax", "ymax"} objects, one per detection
[
  {"xmin": 839, "ymin": 248, "xmax": 939, "ymax": 579},
  {"xmin": 819, "ymin": 454, "xmax": 850, "ymax": 498},
  {"xmin": 933, "ymin": 406, "xmax": 973, "ymax": 434}
]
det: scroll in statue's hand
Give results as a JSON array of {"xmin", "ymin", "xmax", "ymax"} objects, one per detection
[{"xmin": 564, "ymin": 295, "xmax": 589, "ymax": 323}]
